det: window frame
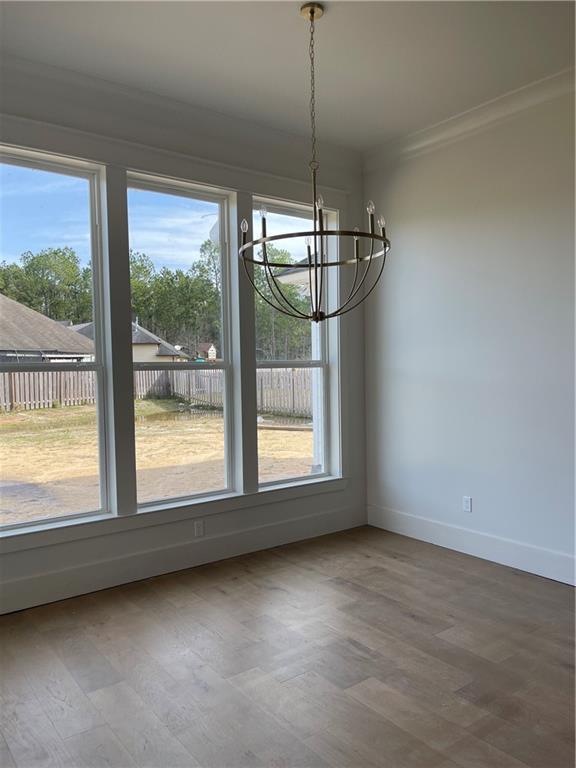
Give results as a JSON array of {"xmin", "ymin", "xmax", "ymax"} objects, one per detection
[
  {"xmin": 126, "ymin": 173, "xmax": 235, "ymax": 509},
  {"xmin": 0, "ymin": 145, "xmax": 343, "ymax": 535},
  {"xmin": 252, "ymin": 197, "xmax": 338, "ymax": 487},
  {"xmin": 0, "ymin": 148, "xmax": 110, "ymax": 530}
]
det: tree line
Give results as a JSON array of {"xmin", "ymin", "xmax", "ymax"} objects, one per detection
[{"xmin": 0, "ymin": 241, "xmax": 312, "ymax": 360}]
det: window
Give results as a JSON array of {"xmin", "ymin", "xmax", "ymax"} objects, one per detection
[
  {"xmin": 252, "ymin": 204, "xmax": 329, "ymax": 485},
  {"xmin": 127, "ymin": 180, "xmax": 230, "ymax": 506},
  {"xmin": 0, "ymin": 146, "xmax": 340, "ymax": 532},
  {"xmin": 0, "ymin": 157, "xmax": 106, "ymax": 526}
]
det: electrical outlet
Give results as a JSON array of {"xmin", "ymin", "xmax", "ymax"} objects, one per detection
[
  {"xmin": 194, "ymin": 519, "xmax": 205, "ymax": 538},
  {"xmin": 462, "ymin": 496, "xmax": 472, "ymax": 513}
]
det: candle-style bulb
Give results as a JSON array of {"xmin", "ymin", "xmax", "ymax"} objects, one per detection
[
  {"xmin": 366, "ymin": 200, "xmax": 376, "ymax": 215},
  {"xmin": 240, "ymin": 219, "xmax": 248, "ymax": 233},
  {"xmin": 260, "ymin": 205, "xmax": 267, "ymax": 219},
  {"xmin": 377, "ymin": 215, "xmax": 386, "ymax": 231},
  {"xmin": 305, "ymin": 236, "xmax": 312, "ymax": 247},
  {"xmin": 353, "ymin": 226, "xmax": 360, "ymax": 242},
  {"xmin": 316, "ymin": 194, "xmax": 325, "ymax": 210}
]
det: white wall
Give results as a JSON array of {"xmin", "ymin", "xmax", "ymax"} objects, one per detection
[
  {"xmin": 365, "ymin": 84, "xmax": 575, "ymax": 584},
  {"xmin": 0, "ymin": 58, "xmax": 367, "ymax": 612}
]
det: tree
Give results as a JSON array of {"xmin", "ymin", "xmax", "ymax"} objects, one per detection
[
  {"xmin": 0, "ymin": 261, "xmax": 26, "ymax": 302},
  {"xmin": 129, "ymin": 250, "xmax": 156, "ymax": 329},
  {"xmin": 187, "ymin": 240, "xmax": 312, "ymax": 360},
  {"xmin": 193, "ymin": 239, "xmax": 221, "ymax": 295},
  {"xmin": 253, "ymin": 244, "xmax": 311, "ymax": 360},
  {"xmin": 0, "ymin": 247, "xmax": 92, "ymax": 324},
  {"xmin": 0, "ymin": 240, "xmax": 311, "ymax": 361}
]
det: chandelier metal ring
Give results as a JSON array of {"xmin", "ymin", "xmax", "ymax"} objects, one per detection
[
  {"xmin": 240, "ymin": 230, "xmax": 391, "ymax": 268},
  {"xmin": 239, "ymin": 1, "xmax": 390, "ymax": 323}
]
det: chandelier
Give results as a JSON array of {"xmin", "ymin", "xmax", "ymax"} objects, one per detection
[{"xmin": 239, "ymin": 2, "xmax": 390, "ymax": 323}]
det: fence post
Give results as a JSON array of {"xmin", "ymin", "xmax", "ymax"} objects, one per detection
[{"xmin": 8, "ymin": 372, "xmax": 14, "ymax": 412}]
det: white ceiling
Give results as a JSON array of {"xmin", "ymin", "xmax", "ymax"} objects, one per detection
[{"xmin": 1, "ymin": 1, "xmax": 573, "ymax": 150}]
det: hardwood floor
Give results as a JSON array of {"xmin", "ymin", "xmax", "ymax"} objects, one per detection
[{"xmin": 1, "ymin": 526, "xmax": 573, "ymax": 767}]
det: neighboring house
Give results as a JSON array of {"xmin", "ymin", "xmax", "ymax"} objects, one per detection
[
  {"xmin": 275, "ymin": 259, "xmax": 310, "ymax": 288},
  {"xmin": 0, "ymin": 294, "xmax": 95, "ymax": 362},
  {"xmin": 195, "ymin": 342, "xmax": 217, "ymax": 362},
  {"xmin": 72, "ymin": 320, "xmax": 189, "ymax": 363}
]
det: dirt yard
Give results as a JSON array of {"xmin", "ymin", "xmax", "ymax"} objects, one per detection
[{"xmin": 0, "ymin": 400, "xmax": 315, "ymax": 526}]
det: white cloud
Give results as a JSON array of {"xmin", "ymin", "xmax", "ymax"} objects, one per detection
[
  {"xmin": 0, "ymin": 171, "xmax": 85, "ymax": 199},
  {"xmin": 128, "ymin": 204, "xmax": 217, "ymax": 269}
]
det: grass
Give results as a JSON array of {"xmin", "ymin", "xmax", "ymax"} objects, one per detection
[
  {"xmin": 0, "ymin": 398, "xmax": 181, "ymax": 434},
  {"xmin": 0, "ymin": 399, "xmax": 314, "ymax": 525}
]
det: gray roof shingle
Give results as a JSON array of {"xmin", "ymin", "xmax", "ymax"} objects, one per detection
[{"xmin": 0, "ymin": 294, "xmax": 94, "ymax": 355}]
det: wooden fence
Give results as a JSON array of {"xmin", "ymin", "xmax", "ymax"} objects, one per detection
[
  {"xmin": 0, "ymin": 369, "xmax": 97, "ymax": 411},
  {"xmin": 0, "ymin": 367, "xmax": 313, "ymax": 418},
  {"xmin": 135, "ymin": 369, "xmax": 226, "ymax": 410},
  {"xmin": 256, "ymin": 368, "xmax": 312, "ymax": 418}
]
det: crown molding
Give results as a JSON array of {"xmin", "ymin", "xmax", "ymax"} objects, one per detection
[{"xmin": 364, "ymin": 68, "xmax": 574, "ymax": 173}]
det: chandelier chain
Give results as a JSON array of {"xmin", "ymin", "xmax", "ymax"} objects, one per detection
[
  {"xmin": 238, "ymin": 3, "xmax": 390, "ymax": 323},
  {"xmin": 309, "ymin": 12, "xmax": 318, "ymax": 171}
]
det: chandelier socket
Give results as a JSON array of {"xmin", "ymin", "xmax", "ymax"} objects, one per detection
[{"xmin": 300, "ymin": 3, "xmax": 324, "ymax": 20}]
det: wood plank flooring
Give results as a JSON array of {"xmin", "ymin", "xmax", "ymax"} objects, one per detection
[{"xmin": 1, "ymin": 527, "xmax": 573, "ymax": 767}]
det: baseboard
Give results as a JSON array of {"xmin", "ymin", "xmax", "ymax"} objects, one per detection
[
  {"xmin": 1, "ymin": 506, "xmax": 362, "ymax": 614},
  {"xmin": 368, "ymin": 504, "xmax": 575, "ymax": 585}
]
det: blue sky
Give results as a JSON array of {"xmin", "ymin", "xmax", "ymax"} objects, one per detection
[
  {"xmin": 128, "ymin": 187, "xmax": 220, "ymax": 270},
  {"xmin": 0, "ymin": 162, "xmax": 310, "ymax": 271},
  {"xmin": 0, "ymin": 163, "xmax": 92, "ymax": 265}
]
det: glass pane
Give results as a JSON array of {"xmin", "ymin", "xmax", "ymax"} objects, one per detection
[
  {"xmin": 0, "ymin": 371, "xmax": 100, "ymax": 525},
  {"xmin": 133, "ymin": 368, "xmax": 226, "ymax": 504},
  {"xmin": 252, "ymin": 208, "xmax": 319, "ymax": 361},
  {"xmin": 0, "ymin": 162, "xmax": 102, "ymax": 526},
  {"xmin": 128, "ymin": 187, "xmax": 222, "ymax": 363},
  {"xmin": 257, "ymin": 367, "xmax": 324, "ymax": 484},
  {"xmin": 0, "ymin": 163, "xmax": 95, "ymax": 329},
  {"xmin": 127, "ymin": 186, "xmax": 227, "ymax": 505}
]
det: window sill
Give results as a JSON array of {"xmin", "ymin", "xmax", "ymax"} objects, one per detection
[{"xmin": 0, "ymin": 475, "xmax": 348, "ymax": 554}]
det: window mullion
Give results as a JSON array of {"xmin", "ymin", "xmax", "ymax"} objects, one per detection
[
  {"xmin": 255, "ymin": 360, "xmax": 323, "ymax": 369},
  {"xmin": 326, "ymin": 213, "xmax": 341, "ymax": 478},
  {"xmin": 230, "ymin": 192, "xmax": 258, "ymax": 493},
  {"xmin": 100, "ymin": 165, "xmax": 137, "ymax": 516}
]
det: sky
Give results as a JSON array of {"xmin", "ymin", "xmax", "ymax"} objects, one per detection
[
  {"xmin": 128, "ymin": 187, "xmax": 219, "ymax": 270},
  {"xmin": 0, "ymin": 162, "xmax": 311, "ymax": 271},
  {"xmin": 0, "ymin": 163, "xmax": 92, "ymax": 265}
]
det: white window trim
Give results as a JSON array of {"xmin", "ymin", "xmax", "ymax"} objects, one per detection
[
  {"xmin": 0, "ymin": 149, "xmax": 111, "ymax": 525},
  {"xmin": 126, "ymin": 174, "xmax": 236, "ymax": 505},
  {"xmin": 0, "ymin": 144, "xmax": 344, "ymax": 539},
  {"xmin": 252, "ymin": 198, "xmax": 340, "ymax": 485},
  {"xmin": 0, "ymin": 475, "xmax": 349, "ymax": 552}
]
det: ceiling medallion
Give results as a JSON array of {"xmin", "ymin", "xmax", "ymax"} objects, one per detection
[{"xmin": 239, "ymin": 2, "xmax": 390, "ymax": 322}]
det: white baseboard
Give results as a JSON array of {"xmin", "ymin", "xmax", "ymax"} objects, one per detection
[
  {"xmin": 1, "ymin": 506, "xmax": 362, "ymax": 614},
  {"xmin": 368, "ymin": 504, "xmax": 575, "ymax": 585}
]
